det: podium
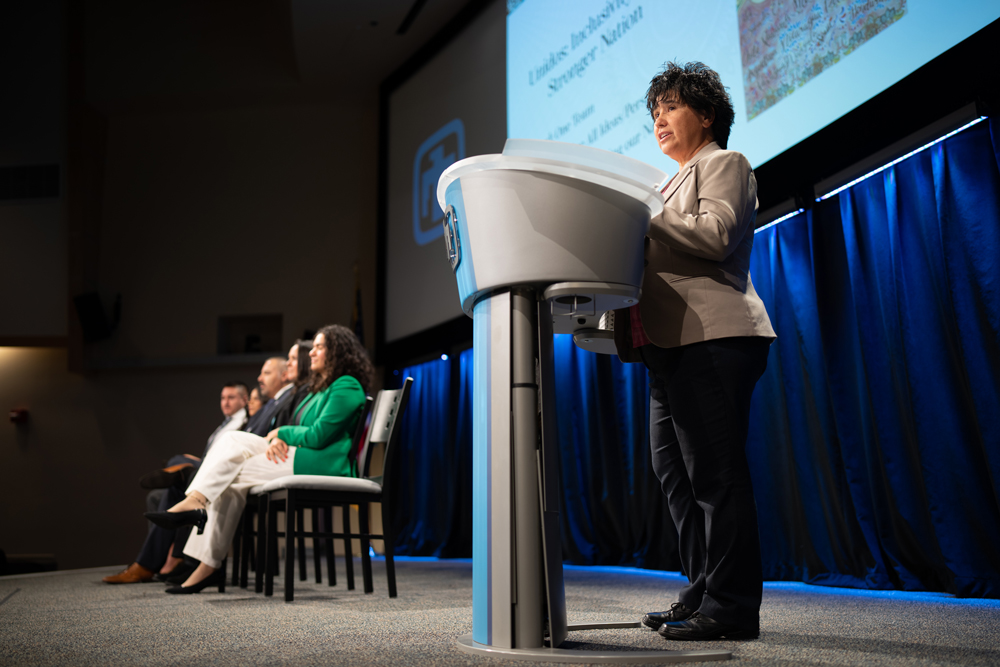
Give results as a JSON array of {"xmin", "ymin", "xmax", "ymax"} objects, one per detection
[{"xmin": 437, "ymin": 139, "xmax": 731, "ymax": 663}]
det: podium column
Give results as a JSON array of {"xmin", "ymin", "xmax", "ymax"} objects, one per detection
[{"xmin": 472, "ymin": 289, "xmax": 544, "ymax": 649}]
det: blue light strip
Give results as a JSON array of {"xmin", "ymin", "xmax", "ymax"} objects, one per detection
[
  {"xmin": 753, "ymin": 115, "xmax": 989, "ymax": 235},
  {"xmin": 755, "ymin": 208, "xmax": 806, "ymax": 234},
  {"xmin": 390, "ymin": 559, "xmax": 1000, "ymax": 608},
  {"xmin": 567, "ymin": 564, "xmax": 1000, "ymax": 607},
  {"xmin": 815, "ymin": 116, "xmax": 988, "ymax": 202}
]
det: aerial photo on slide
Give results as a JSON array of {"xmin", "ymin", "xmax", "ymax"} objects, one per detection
[{"xmin": 740, "ymin": 0, "xmax": 908, "ymax": 119}]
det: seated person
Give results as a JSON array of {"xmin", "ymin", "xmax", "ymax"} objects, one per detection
[
  {"xmin": 242, "ymin": 357, "xmax": 294, "ymax": 437},
  {"xmin": 150, "ymin": 361, "xmax": 294, "ymax": 580},
  {"xmin": 247, "ymin": 387, "xmax": 263, "ymax": 418},
  {"xmin": 103, "ymin": 382, "xmax": 248, "ymax": 584},
  {"xmin": 274, "ymin": 338, "xmax": 313, "ymax": 427},
  {"xmin": 146, "ymin": 357, "xmax": 288, "ymax": 497},
  {"xmin": 141, "ymin": 357, "xmax": 297, "ymax": 583},
  {"xmin": 144, "ymin": 382, "xmax": 251, "ymax": 486},
  {"xmin": 146, "ymin": 324, "xmax": 373, "ymax": 593}
]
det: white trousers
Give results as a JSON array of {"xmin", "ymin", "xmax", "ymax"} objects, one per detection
[{"xmin": 183, "ymin": 430, "xmax": 296, "ymax": 568}]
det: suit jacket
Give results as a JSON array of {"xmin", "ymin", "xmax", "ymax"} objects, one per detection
[
  {"xmin": 277, "ymin": 375, "xmax": 366, "ymax": 477},
  {"xmin": 201, "ymin": 408, "xmax": 247, "ymax": 458},
  {"xmin": 614, "ymin": 142, "xmax": 775, "ymax": 362},
  {"xmin": 242, "ymin": 384, "xmax": 295, "ymax": 437},
  {"xmin": 274, "ymin": 383, "xmax": 311, "ymax": 428}
]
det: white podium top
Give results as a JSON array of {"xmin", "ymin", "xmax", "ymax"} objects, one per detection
[{"xmin": 437, "ymin": 139, "xmax": 667, "ymax": 217}]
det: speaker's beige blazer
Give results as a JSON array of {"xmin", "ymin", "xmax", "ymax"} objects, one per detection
[{"xmin": 614, "ymin": 142, "xmax": 776, "ymax": 362}]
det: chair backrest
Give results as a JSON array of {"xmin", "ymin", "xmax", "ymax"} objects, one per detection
[
  {"xmin": 357, "ymin": 377, "xmax": 413, "ymax": 481},
  {"xmin": 347, "ymin": 396, "xmax": 374, "ymax": 474}
]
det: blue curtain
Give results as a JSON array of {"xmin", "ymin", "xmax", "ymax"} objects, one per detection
[
  {"xmin": 747, "ymin": 118, "xmax": 1000, "ymax": 597},
  {"xmin": 389, "ymin": 353, "xmax": 470, "ymax": 557},
  {"xmin": 390, "ymin": 118, "xmax": 1000, "ymax": 596},
  {"xmin": 549, "ymin": 335, "xmax": 680, "ymax": 569}
]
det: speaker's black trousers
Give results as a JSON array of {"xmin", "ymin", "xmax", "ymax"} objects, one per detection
[{"xmin": 640, "ymin": 336, "xmax": 770, "ymax": 630}]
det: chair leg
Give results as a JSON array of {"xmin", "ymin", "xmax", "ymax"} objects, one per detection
[
  {"xmin": 383, "ymin": 501, "xmax": 397, "ymax": 598},
  {"xmin": 323, "ymin": 506, "xmax": 336, "ymax": 587},
  {"xmin": 218, "ymin": 557, "xmax": 227, "ymax": 593},
  {"xmin": 240, "ymin": 504, "xmax": 253, "ymax": 588},
  {"xmin": 256, "ymin": 495, "xmax": 268, "ymax": 594},
  {"xmin": 359, "ymin": 503, "xmax": 373, "ymax": 594},
  {"xmin": 265, "ymin": 496, "xmax": 278, "ymax": 597},
  {"xmin": 312, "ymin": 508, "xmax": 322, "ymax": 584},
  {"xmin": 249, "ymin": 528, "xmax": 256, "ymax": 573},
  {"xmin": 271, "ymin": 504, "xmax": 281, "ymax": 578},
  {"xmin": 231, "ymin": 520, "xmax": 242, "ymax": 587},
  {"xmin": 297, "ymin": 508, "xmax": 307, "ymax": 582},
  {"xmin": 342, "ymin": 504, "xmax": 355, "ymax": 591},
  {"xmin": 285, "ymin": 491, "xmax": 296, "ymax": 602}
]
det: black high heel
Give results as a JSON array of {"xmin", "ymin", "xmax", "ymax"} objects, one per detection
[
  {"xmin": 144, "ymin": 509, "xmax": 208, "ymax": 534},
  {"xmin": 164, "ymin": 568, "xmax": 223, "ymax": 595}
]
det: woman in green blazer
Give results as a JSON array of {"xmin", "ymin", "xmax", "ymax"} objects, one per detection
[{"xmin": 146, "ymin": 324, "xmax": 374, "ymax": 593}]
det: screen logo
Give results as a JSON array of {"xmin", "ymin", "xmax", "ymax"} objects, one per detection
[{"xmin": 412, "ymin": 118, "xmax": 465, "ymax": 246}]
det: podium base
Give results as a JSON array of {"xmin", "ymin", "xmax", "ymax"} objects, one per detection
[{"xmin": 456, "ymin": 628, "xmax": 732, "ymax": 664}]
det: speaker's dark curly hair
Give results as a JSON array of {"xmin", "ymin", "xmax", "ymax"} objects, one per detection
[
  {"xmin": 309, "ymin": 324, "xmax": 374, "ymax": 395},
  {"xmin": 646, "ymin": 61, "xmax": 735, "ymax": 150}
]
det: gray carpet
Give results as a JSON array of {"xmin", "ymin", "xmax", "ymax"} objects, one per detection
[{"xmin": 2, "ymin": 559, "xmax": 999, "ymax": 666}]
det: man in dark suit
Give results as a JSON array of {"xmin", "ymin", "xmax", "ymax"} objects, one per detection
[{"xmin": 243, "ymin": 357, "xmax": 294, "ymax": 437}]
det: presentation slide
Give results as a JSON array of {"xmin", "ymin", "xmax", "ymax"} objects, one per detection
[
  {"xmin": 508, "ymin": 0, "xmax": 1000, "ymax": 172},
  {"xmin": 384, "ymin": 1, "xmax": 507, "ymax": 344}
]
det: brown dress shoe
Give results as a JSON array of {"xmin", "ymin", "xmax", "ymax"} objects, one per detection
[{"xmin": 103, "ymin": 562, "xmax": 155, "ymax": 584}]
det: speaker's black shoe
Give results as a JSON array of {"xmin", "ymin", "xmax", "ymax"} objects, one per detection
[
  {"xmin": 144, "ymin": 509, "xmax": 208, "ymax": 534},
  {"xmin": 164, "ymin": 569, "xmax": 223, "ymax": 595},
  {"xmin": 153, "ymin": 560, "xmax": 196, "ymax": 583},
  {"xmin": 642, "ymin": 602, "xmax": 695, "ymax": 630},
  {"xmin": 658, "ymin": 612, "xmax": 759, "ymax": 641},
  {"xmin": 140, "ymin": 464, "xmax": 196, "ymax": 490}
]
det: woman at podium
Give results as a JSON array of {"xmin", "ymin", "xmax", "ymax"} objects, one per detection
[{"xmin": 612, "ymin": 61, "xmax": 776, "ymax": 641}]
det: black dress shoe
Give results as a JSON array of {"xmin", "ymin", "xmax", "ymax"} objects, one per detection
[
  {"xmin": 658, "ymin": 612, "xmax": 759, "ymax": 641},
  {"xmin": 153, "ymin": 561, "xmax": 196, "ymax": 583},
  {"xmin": 144, "ymin": 509, "xmax": 208, "ymax": 534},
  {"xmin": 642, "ymin": 602, "xmax": 695, "ymax": 629},
  {"xmin": 164, "ymin": 569, "xmax": 223, "ymax": 595}
]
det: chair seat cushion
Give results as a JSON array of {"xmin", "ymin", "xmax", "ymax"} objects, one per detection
[{"xmin": 252, "ymin": 474, "xmax": 382, "ymax": 495}]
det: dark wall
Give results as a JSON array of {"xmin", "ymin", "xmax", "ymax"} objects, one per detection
[
  {"xmin": 0, "ymin": 1, "xmax": 67, "ymax": 338},
  {"xmin": 1, "ymin": 348, "xmax": 265, "ymax": 570},
  {"xmin": 94, "ymin": 100, "xmax": 378, "ymax": 361}
]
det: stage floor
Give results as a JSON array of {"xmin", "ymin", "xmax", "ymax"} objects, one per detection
[{"xmin": 2, "ymin": 558, "xmax": 998, "ymax": 666}]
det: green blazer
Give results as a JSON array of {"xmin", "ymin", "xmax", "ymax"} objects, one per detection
[{"xmin": 277, "ymin": 375, "xmax": 365, "ymax": 477}]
